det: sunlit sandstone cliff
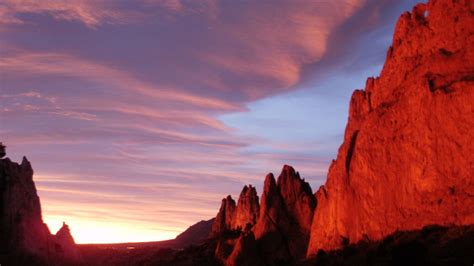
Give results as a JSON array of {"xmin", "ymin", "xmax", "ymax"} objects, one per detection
[
  {"xmin": 210, "ymin": 184, "xmax": 261, "ymax": 238},
  {"xmin": 307, "ymin": 0, "xmax": 474, "ymax": 255}
]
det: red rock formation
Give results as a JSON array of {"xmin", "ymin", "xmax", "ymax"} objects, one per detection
[
  {"xmin": 232, "ymin": 185, "xmax": 259, "ymax": 230},
  {"xmin": 0, "ymin": 148, "xmax": 82, "ymax": 264},
  {"xmin": 54, "ymin": 222, "xmax": 82, "ymax": 262},
  {"xmin": 210, "ymin": 195, "xmax": 236, "ymax": 236},
  {"xmin": 253, "ymin": 173, "xmax": 291, "ymax": 261},
  {"xmin": 0, "ymin": 156, "xmax": 52, "ymax": 261},
  {"xmin": 212, "ymin": 166, "xmax": 315, "ymax": 264},
  {"xmin": 225, "ymin": 232, "xmax": 263, "ymax": 266},
  {"xmin": 254, "ymin": 165, "xmax": 316, "ymax": 262},
  {"xmin": 277, "ymin": 165, "xmax": 315, "ymax": 236},
  {"xmin": 210, "ymin": 185, "xmax": 260, "ymax": 236},
  {"xmin": 307, "ymin": 0, "xmax": 474, "ymax": 255}
]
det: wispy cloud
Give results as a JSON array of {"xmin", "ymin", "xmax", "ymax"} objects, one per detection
[
  {"xmin": 0, "ymin": 0, "xmax": 120, "ymax": 28},
  {"xmin": 0, "ymin": 0, "xmax": 416, "ymax": 243},
  {"xmin": 0, "ymin": 50, "xmax": 241, "ymax": 111}
]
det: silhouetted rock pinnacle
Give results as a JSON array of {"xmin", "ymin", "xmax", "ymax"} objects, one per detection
[{"xmin": 0, "ymin": 146, "xmax": 82, "ymax": 265}]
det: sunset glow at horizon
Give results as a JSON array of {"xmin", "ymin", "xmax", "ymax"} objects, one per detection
[{"xmin": 0, "ymin": 0, "xmax": 420, "ymax": 244}]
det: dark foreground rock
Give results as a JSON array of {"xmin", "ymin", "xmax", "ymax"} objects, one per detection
[
  {"xmin": 0, "ymin": 150, "xmax": 82, "ymax": 265},
  {"xmin": 302, "ymin": 225, "xmax": 474, "ymax": 266}
]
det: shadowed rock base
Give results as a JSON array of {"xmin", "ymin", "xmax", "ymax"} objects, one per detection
[{"xmin": 301, "ymin": 225, "xmax": 474, "ymax": 266}]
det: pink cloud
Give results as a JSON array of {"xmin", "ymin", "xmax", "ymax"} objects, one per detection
[
  {"xmin": 0, "ymin": 0, "xmax": 124, "ymax": 28},
  {"xmin": 0, "ymin": 50, "xmax": 242, "ymax": 112},
  {"xmin": 0, "ymin": 0, "xmax": 406, "ymax": 244}
]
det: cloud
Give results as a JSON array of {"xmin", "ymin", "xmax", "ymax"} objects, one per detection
[
  {"xmin": 0, "ymin": 0, "xmax": 222, "ymax": 30},
  {"xmin": 185, "ymin": 0, "xmax": 368, "ymax": 100},
  {"xmin": 0, "ymin": 0, "xmax": 416, "ymax": 244},
  {"xmin": 297, "ymin": 0, "xmax": 421, "ymax": 87},
  {"xmin": 0, "ymin": 50, "xmax": 241, "ymax": 112},
  {"xmin": 1, "ymin": 0, "xmax": 370, "ymax": 102},
  {"xmin": 0, "ymin": 0, "xmax": 124, "ymax": 28}
]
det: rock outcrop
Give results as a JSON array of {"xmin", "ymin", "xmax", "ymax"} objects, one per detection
[
  {"xmin": 54, "ymin": 222, "xmax": 82, "ymax": 262},
  {"xmin": 210, "ymin": 185, "xmax": 260, "ymax": 236},
  {"xmin": 210, "ymin": 195, "xmax": 236, "ymax": 236},
  {"xmin": 213, "ymin": 165, "xmax": 316, "ymax": 265},
  {"xmin": 232, "ymin": 185, "xmax": 259, "ymax": 230},
  {"xmin": 307, "ymin": 0, "xmax": 474, "ymax": 255},
  {"xmin": 253, "ymin": 173, "xmax": 291, "ymax": 262},
  {"xmin": 0, "ymin": 143, "xmax": 5, "ymax": 158},
  {"xmin": 0, "ymin": 156, "xmax": 52, "ymax": 263},
  {"xmin": 254, "ymin": 165, "xmax": 316, "ymax": 262},
  {"xmin": 0, "ymin": 146, "xmax": 82, "ymax": 265}
]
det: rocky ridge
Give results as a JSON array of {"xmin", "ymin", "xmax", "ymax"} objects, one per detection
[
  {"xmin": 210, "ymin": 185, "xmax": 260, "ymax": 236},
  {"xmin": 211, "ymin": 165, "xmax": 316, "ymax": 265}
]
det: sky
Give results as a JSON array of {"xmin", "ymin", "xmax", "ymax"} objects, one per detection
[{"xmin": 0, "ymin": 0, "xmax": 420, "ymax": 244}]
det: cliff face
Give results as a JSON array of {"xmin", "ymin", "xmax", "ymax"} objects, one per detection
[
  {"xmin": 232, "ymin": 185, "xmax": 260, "ymax": 230},
  {"xmin": 0, "ymin": 154, "xmax": 82, "ymax": 264},
  {"xmin": 210, "ymin": 195, "xmax": 237, "ymax": 236},
  {"xmin": 0, "ymin": 157, "xmax": 52, "ymax": 258},
  {"xmin": 254, "ymin": 166, "xmax": 316, "ymax": 261},
  {"xmin": 210, "ymin": 185, "xmax": 260, "ymax": 236},
  {"xmin": 307, "ymin": 0, "xmax": 474, "ymax": 255}
]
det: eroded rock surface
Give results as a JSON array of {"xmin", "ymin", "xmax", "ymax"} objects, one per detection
[
  {"xmin": 254, "ymin": 166, "xmax": 316, "ymax": 262},
  {"xmin": 232, "ymin": 185, "xmax": 260, "ymax": 231},
  {"xmin": 308, "ymin": 0, "xmax": 474, "ymax": 255},
  {"xmin": 210, "ymin": 185, "xmax": 260, "ymax": 236},
  {"xmin": 210, "ymin": 195, "xmax": 237, "ymax": 236}
]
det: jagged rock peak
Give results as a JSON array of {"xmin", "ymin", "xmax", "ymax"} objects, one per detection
[
  {"xmin": 210, "ymin": 195, "xmax": 237, "ymax": 236},
  {"xmin": 21, "ymin": 156, "xmax": 30, "ymax": 166},
  {"xmin": 233, "ymin": 184, "xmax": 260, "ymax": 230},
  {"xmin": 277, "ymin": 165, "xmax": 314, "ymax": 200},
  {"xmin": 276, "ymin": 165, "xmax": 316, "ymax": 234},
  {"xmin": 0, "ymin": 154, "xmax": 47, "ymax": 257},
  {"xmin": 54, "ymin": 222, "xmax": 82, "ymax": 262},
  {"xmin": 0, "ymin": 142, "xmax": 6, "ymax": 158},
  {"xmin": 308, "ymin": 0, "xmax": 474, "ymax": 255},
  {"xmin": 263, "ymin": 173, "xmax": 277, "ymax": 195},
  {"xmin": 0, "ymin": 147, "xmax": 82, "ymax": 264},
  {"xmin": 252, "ymin": 165, "xmax": 317, "ymax": 262},
  {"xmin": 56, "ymin": 222, "xmax": 75, "ymax": 243}
]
